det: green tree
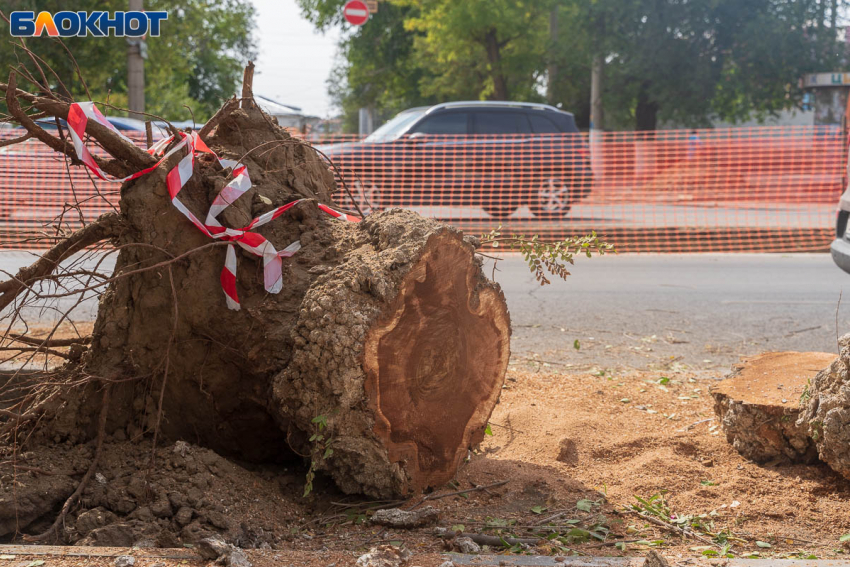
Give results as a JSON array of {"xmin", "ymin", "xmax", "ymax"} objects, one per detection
[
  {"xmin": 398, "ymin": 0, "xmax": 550, "ymax": 101},
  {"xmin": 555, "ymin": 0, "xmax": 845, "ymax": 130},
  {"xmin": 329, "ymin": 3, "xmax": 437, "ymax": 131},
  {"xmin": 0, "ymin": 0, "xmax": 256, "ymax": 121},
  {"xmin": 302, "ymin": 0, "xmax": 845, "ymax": 131},
  {"xmin": 710, "ymin": 0, "xmax": 845, "ymax": 123},
  {"xmin": 298, "ymin": 0, "xmax": 436, "ymax": 131}
]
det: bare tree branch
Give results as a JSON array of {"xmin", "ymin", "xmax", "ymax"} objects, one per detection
[
  {"xmin": 0, "ymin": 212, "xmax": 124, "ymax": 312},
  {"xmin": 2, "ymin": 74, "xmax": 156, "ymax": 175}
]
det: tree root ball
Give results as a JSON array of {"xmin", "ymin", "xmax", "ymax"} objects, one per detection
[
  {"xmin": 799, "ymin": 335, "xmax": 850, "ymax": 479},
  {"xmin": 40, "ymin": 103, "xmax": 511, "ymax": 499},
  {"xmin": 712, "ymin": 351, "xmax": 835, "ymax": 464}
]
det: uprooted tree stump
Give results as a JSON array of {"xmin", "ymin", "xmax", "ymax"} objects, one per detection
[
  {"xmin": 712, "ymin": 351, "xmax": 834, "ymax": 464},
  {"xmin": 799, "ymin": 335, "xmax": 850, "ymax": 480},
  {"xmin": 0, "ymin": 71, "xmax": 511, "ymax": 501}
]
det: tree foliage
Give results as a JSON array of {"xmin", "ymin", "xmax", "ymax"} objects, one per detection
[
  {"xmin": 330, "ymin": 2, "xmax": 436, "ymax": 131},
  {"xmin": 300, "ymin": 0, "xmax": 846, "ymax": 132},
  {"xmin": 399, "ymin": 0, "xmax": 550, "ymax": 101},
  {"xmin": 577, "ymin": 0, "xmax": 845, "ymax": 129},
  {"xmin": 0, "ymin": 0, "xmax": 256, "ymax": 121}
]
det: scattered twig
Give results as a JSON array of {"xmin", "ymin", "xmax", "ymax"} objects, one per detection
[
  {"xmin": 436, "ymin": 528, "xmax": 540, "ymax": 547},
  {"xmin": 485, "ymin": 421, "xmax": 525, "ymax": 434},
  {"xmin": 677, "ymin": 418, "xmax": 714, "ymax": 432},
  {"xmin": 627, "ymin": 510, "xmax": 715, "ymax": 547},
  {"xmin": 409, "ymin": 479, "xmax": 508, "ymax": 509}
]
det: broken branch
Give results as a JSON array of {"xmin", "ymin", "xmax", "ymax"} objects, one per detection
[{"xmin": 0, "ymin": 212, "xmax": 123, "ymax": 312}]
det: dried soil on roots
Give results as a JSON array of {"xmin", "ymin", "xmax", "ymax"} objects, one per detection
[
  {"xmin": 2, "ymin": 98, "xmax": 513, "ymax": 549},
  {"xmin": 28, "ymin": 102, "xmax": 511, "ymax": 498}
]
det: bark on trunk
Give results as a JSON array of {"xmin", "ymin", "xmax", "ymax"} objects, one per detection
[
  {"xmin": 712, "ymin": 351, "xmax": 833, "ymax": 464},
  {"xmin": 799, "ymin": 334, "xmax": 850, "ymax": 479},
  {"xmin": 635, "ymin": 83, "xmax": 659, "ymax": 132},
  {"xmin": 484, "ymin": 29, "xmax": 509, "ymax": 101}
]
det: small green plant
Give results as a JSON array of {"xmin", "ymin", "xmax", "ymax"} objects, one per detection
[
  {"xmin": 703, "ymin": 544, "xmax": 734, "ymax": 558},
  {"xmin": 800, "ymin": 379, "xmax": 812, "ymax": 404},
  {"xmin": 480, "ymin": 227, "xmax": 613, "ymax": 285},
  {"xmin": 304, "ymin": 413, "xmax": 334, "ymax": 497},
  {"xmin": 811, "ymin": 420, "xmax": 823, "ymax": 442}
]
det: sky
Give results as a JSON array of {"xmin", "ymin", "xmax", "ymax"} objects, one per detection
[{"xmin": 250, "ymin": 0, "xmax": 342, "ymax": 119}]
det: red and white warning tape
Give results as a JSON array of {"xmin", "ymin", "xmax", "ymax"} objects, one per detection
[{"xmin": 66, "ymin": 102, "xmax": 360, "ymax": 310}]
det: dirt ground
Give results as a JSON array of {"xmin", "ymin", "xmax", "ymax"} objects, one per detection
[
  {"xmin": 483, "ymin": 363, "xmax": 850, "ymax": 557},
  {"xmin": 5, "ymin": 361, "xmax": 850, "ymax": 566}
]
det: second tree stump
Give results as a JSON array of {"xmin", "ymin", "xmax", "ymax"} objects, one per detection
[{"xmin": 712, "ymin": 351, "xmax": 835, "ymax": 464}]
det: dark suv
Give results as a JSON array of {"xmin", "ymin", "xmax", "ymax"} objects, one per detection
[{"xmin": 317, "ymin": 101, "xmax": 592, "ymax": 219}]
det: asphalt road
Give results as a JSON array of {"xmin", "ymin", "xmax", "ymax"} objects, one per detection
[
  {"xmin": 1, "ymin": 251, "xmax": 847, "ymax": 376},
  {"xmin": 491, "ymin": 252, "xmax": 850, "ymax": 375},
  {"xmin": 408, "ymin": 202, "xmax": 834, "ymax": 228}
]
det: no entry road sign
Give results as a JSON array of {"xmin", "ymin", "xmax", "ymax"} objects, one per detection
[{"xmin": 343, "ymin": 0, "xmax": 370, "ymax": 26}]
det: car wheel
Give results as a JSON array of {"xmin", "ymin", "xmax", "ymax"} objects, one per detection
[
  {"xmin": 530, "ymin": 178, "xmax": 573, "ymax": 220},
  {"xmin": 482, "ymin": 205, "xmax": 517, "ymax": 219},
  {"xmin": 347, "ymin": 179, "xmax": 382, "ymax": 216}
]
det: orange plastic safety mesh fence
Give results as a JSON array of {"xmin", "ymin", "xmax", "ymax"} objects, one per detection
[{"xmin": 0, "ymin": 125, "xmax": 843, "ymax": 252}]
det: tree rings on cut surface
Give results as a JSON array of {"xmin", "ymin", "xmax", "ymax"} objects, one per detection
[
  {"xmin": 364, "ymin": 231, "xmax": 511, "ymax": 493},
  {"xmin": 712, "ymin": 351, "xmax": 835, "ymax": 464},
  {"xmin": 272, "ymin": 213, "xmax": 511, "ymax": 498}
]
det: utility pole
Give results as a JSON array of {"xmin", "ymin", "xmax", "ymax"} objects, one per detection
[
  {"xmin": 358, "ymin": 107, "xmax": 375, "ymax": 136},
  {"xmin": 127, "ymin": 0, "xmax": 145, "ymax": 120},
  {"xmin": 589, "ymin": 53, "xmax": 604, "ymax": 179},
  {"xmin": 546, "ymin": 6, "xmax": 558, "ymax": 104}
]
